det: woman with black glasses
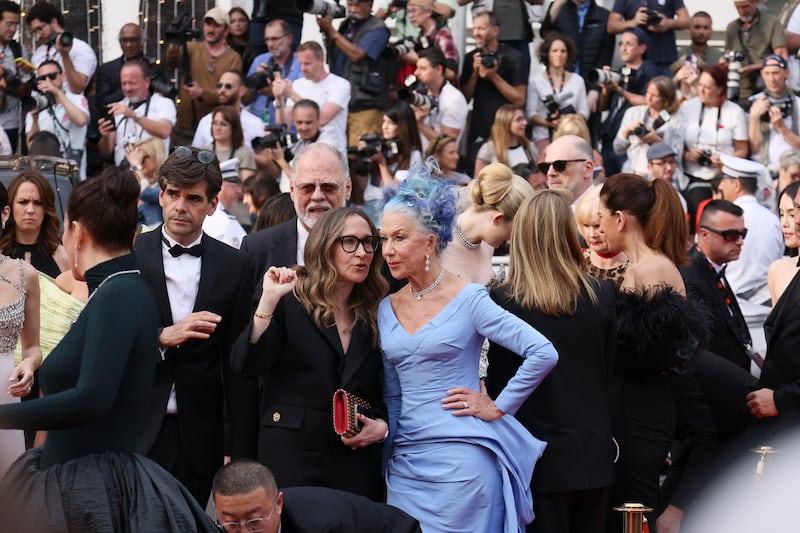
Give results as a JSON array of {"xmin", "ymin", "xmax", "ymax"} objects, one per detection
[{"xmin": 231, "ymin": 207, "xmax": 389, "ymax": 501}]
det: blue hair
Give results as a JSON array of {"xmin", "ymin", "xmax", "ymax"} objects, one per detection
[{"xmin": 384, "ymin": 162, "xmax": 456, "ymax": 253}]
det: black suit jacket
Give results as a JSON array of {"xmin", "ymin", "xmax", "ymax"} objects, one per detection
[
  {"xmin": 240, "ymin": 217, "xmax": 299, "ymax": 295},
  {"xmin": 486, "ymin": 280, "xmax": 617, "ymax": 494},
  {"xmin": 95, "ymin": 55, "xmax": 167, "ymax": 107},
  {"xmin": 680, "ymin": 247, "xmax": 751, "ymax": 370},
  {"xmin": 230, "ymin": 292, "xmax": 386, "ymax": 501},
  {"xmin": 280, "ymin": 486, "xmax": 421, "ymax": 533},
  {"xmin": 760, "ymin": 268, "xmax": 800, "ymax": 416},
  {"xmin": 134, "ymin": 228, "xmax": 254, "ymax": 475}
]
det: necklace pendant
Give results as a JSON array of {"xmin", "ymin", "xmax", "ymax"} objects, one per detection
[{"xmin": 415, "ymin": 294, "xmax": 422, "ymax": 301}]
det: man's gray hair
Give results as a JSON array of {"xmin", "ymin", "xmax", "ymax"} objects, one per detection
[
  {"xmin": 780, "ymin": 149, "xmax": 800, "ymax": 170},
  {"xmin": 291, "ymin": 142, "xmax": 349, "ymax": 182}
]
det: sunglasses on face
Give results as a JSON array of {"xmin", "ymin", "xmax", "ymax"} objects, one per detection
[
  {"xmin": 37, "ymin": 72, "xmax": 58, "ymax": 82},
  {"xmin": 537, "ymin": 159, "xmax": 586, "ymax": 174},
  {"xmin": 216, "ymin": 82, "xmax": 235, "ymax": 90},
  {"xmin": 294, "ymin": 182, "xmax": 341, "ymax": 196},
  {"xmin": 700, "ymin": 225, "xmax": 748, "ymax": 242}
]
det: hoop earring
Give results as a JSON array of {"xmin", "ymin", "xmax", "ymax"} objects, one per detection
[{"xmin": 425, "ymin": 254, "xmax": 430, "ymax": 272}]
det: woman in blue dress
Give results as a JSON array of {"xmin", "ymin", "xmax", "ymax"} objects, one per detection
[{"xmin": 378, "ymin": 171, "xmax": 559, "ymax": 533}]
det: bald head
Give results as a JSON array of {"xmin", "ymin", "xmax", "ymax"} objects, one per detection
[{"xmin": 118, "ymin": 23, "xmax": 143, "ymax": 60}]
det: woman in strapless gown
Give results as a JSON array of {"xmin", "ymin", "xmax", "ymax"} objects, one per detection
[{"xmin": 0, "ymin": 183, "xmax": 43, "ymax": 477}]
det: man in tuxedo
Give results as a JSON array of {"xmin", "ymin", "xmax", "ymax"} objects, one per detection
[
  {"xmin": 134, "ymin": 146, "xmax": 253, "ymax": 505},
  {"xmin": 747, "ymin": 185, "xmax": 800, "ymax": 425},
  {"xmin": 240, "ymin": 142, "xmax": 351, "ymax": 289},
  {"xmin": 212, "ymin": 459, "xmax": 422, "ymax": 533}
]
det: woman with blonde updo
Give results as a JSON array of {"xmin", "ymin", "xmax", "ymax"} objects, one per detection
[{"xmin": 441, "ymin": 163, "xmax": 534, "ymax": 286}]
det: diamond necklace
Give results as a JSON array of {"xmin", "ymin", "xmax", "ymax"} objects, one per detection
[
  {"xmin": 70, "ymin": 269, "xmax": 140, "ymax": 326},
  {"xmin": 454, "ymin": 222, "xmax": 479, "ymax": 249},
  {"xmin": 408, "ymin": 268, "xmax": 445, "ymax": 301}
]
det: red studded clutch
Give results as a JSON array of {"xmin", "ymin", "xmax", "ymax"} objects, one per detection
[{"xmin": 333, "ymin": 389, "xmax": 374, "ymax": 437}]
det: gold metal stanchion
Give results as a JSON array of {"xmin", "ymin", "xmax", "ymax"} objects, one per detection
[{"xmin": 614, "ymin": 502, "xmax": 653, "ymax": 533}]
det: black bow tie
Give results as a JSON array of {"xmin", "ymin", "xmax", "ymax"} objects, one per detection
[
  {"xmin": 162, "ymin": 235, "xmax": 204, "ymax": 257},
  {"xmin": 718, "ymin": 264, "xmax": 727, "ymax": 279}
]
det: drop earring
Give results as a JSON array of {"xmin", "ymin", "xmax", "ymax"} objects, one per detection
[
  {"xmin": 74, "ymin": 244, "xmax": 78, "ymax": 268},
  {"xmin": 425, "ymin": 254, "xmax": 430, "ymax": 272}
]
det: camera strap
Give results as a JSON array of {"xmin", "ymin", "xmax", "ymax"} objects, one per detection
[
  {"xmin": 696, "ymin": 103, "xmax": 721, "ymax": 151},
  {"xmin": 46, "ymin": 105, "xmax": 74, "ymax": 155},
  {"xmin": 118, "ymin": 95, "xmax": 152, "ymax": 141}
]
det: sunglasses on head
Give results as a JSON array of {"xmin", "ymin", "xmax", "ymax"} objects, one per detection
[
  {"xmin": 37, "ymin": 72, "xmax": 58, "ymax": 82},
  {"xmin": 172, "ymin": 145, "xmax": 217, "ymax": 164},
  {"xmin": 700, "ymin": 225, "xmax": 748, "ymax": 242},
  {"xmin": 537, "ymin": 159, "xmax": 586, "ymax": 174}
]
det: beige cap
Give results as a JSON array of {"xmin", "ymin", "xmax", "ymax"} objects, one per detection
[{"xmin": 204, "ymin": 7, "xmax": 230, "ymax": 26}]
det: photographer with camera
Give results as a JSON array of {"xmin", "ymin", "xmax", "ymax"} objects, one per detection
[
  {"xmin": 166, "ymin": 7, "xmax": 242, "ymax": 146},
  {"xmin": 597, "ymin": 28, "xmax": 660, "ymax": 175},
  {"xmin": 26, "ymin": 2, "xmax": 96, "ymax": 95},
  {"xmin": 412, "ymin": 47, "xmax": 467, "ymax": 151},
  {"xmin": 24, "ymin": 60, "xmax": 88, "ymax": 179},
  {"xmin": 96, "ymin": 60, "xmax": 176, "ymax": 166},
  {"xmin": 395, "ymin": 0, "xmax": 458, "ymax": 82},
  {"xmin": 527, "ymin": 33, "xmax": 588, "ymax": 153},
  {"xmin": 246, "ymin": 20, "xmax": 302, "ymax": 128},
  {"xmin": 613, "ymin": 76, "xmax": 683, "ymax": 177},
  {"xmin": 271, "ymin": 41, "xmax": 350, "ymax": 157},
  {"xmin": 722, "ymin": 0, "xmax": 787, "ymax": 101},
  {"xmin": 317, "ymin": 0, "xmax": 390, "ymax": 150},
  {"xmin": 461, "ymin": 11, "xmax": 526, "ymax": 171},
  {"xmin": 607, "ymin": 0, "xmax": 690, "ymax": 77},
  {"xmin": 678, "ymin": 64, "xmax": 749, "ymax": 216},
  {"xmin": 747, "ymin": 55, "xmax": 800, "ymax": 179},
  {"xmin": 260, "ymin": 99, "xmax": 321, "ymax": 192},
  {"xmin": 0, "ymin": 1, "xmax": 30, "ymax": 154}
]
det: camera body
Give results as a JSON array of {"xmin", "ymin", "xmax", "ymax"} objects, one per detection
[
  {"xmin": 245, "ymin": 59, "xmax": 281, "ymax": 91},
  {"xmin": 251, "ymin": 124, "xmax": 298, "ymax": 153},
  {"xmin": 165, "ymin": 13, "xmax": 201, "ymax": 45},
  {"xmin": 392, "ymin": 0, "xmax": 408, "ymax": 8},
  {"xmin": 632, "ymin": 110, "xmax": 670, "ymax": 137},
  {"xmin": 150, "ymin": 78, "xmax": 178, "ymax": 99},
  {"xmin": 398, "ymin": 75, "xmax": 438, "ymax": 108},
  {"xmin": 541, "ymin": 92, "xmax": 576, "ymax": 121},
  {"xmin": 697, "ymin": 149, "xmax": 714, "ymax": 167},
  {"xmin": 479, "ymin": 49, "xmax": 498, "ymax": 69},
  {"xmin": 391, "ymin": 38, "xmax": 416, "ymax": 58},
  {"xmin": 645, "ymin": 9, "xmax": 662, "ymax": 26},
  {"xmin": 748, "ymin": 95, "xmax": 794, "ymax": 122},
  {"xmin": 296, "ymin": 0, "xmax": 346, "ymax": 18},
  {"xmin": 348, "ymin": 133, "xmax": 402, "ymax": 177}
]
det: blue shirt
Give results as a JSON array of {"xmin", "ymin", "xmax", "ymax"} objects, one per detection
[
  {"xmin": 332, "ymin": 21, "xmax": 389, "ymax": 77},
  {"xmin": 247, "ymin": 52, "xmax": 302, "ymax": 125}
]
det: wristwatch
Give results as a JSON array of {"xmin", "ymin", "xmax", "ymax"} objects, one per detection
[{"xmin": 130, "ymin": 164, "xmax": 143, "ymax": 172}]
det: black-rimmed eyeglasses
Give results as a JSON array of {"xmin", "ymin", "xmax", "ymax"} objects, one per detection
[
  {"xmin": 337, "ymin": 235, "xmax": 382, "ymax": 253},
  {"xmin": 537, "ymin": 159, "xmax": 586, "ymax": 174},
  {"xmin": 700, "ymin": 225, "xmax": 748, "ymax": 242}
]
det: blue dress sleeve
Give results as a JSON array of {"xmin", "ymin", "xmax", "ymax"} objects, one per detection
[
  {"xmin": 382, "ymin": 350, "xmax": 401, "ymax": 472},
  {"xmin": 468, "ymin": 286, "xmax": 558, "ymax": 416}
]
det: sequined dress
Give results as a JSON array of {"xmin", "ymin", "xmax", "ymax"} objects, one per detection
[{"xmin": 0, "ymin": 257, "xmax": 26, "ymax": 477}]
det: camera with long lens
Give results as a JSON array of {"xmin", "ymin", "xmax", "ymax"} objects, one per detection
[
  {"xmin": 295, "ymin": 0, "xmax": 347, "ymax": 18},
  {"xmin": 588, "ymin": 69, "xmax": 622, "ymax": 85},
  {"xmin": 150, "ymin": 78, "xmax": 178, "ymax": 99},
  {"xmin": 391, "ymin": 38, "xmax": 416, "ymax": 58},
  {"xmin": 632, "ymin": 110, "xmax": 671, "ymax": 137},
  {"xmin": 21, "ymin": 92, "xmax": 55, "ymax": 113},
  {"xmin": 723, "ymin": 49, "xmax": 745, "ymax": 102},
  {"xmin": 165, "ymin": 12, "xmax": 202, "ymax": 45},
  {"xmin": 644, "ymin": 9, "xmax": 662, "ymax": 26},
  {"xmin": 541, "ymin": 92, "xmax": 576, "ymax": 122},
  {"xmin": 478, "ymin": 49, "xmax": 498, "ymax": 69},
  {"xmin": 3, "ymin": 67, "xmax": 35, "ymax": 95},
  {"xmin": 398, "ymin": 75, "xmax": 438, "ymax": 108},
  {"xmin": 252, "ymin": 124, "xmax": 298, "ymax": 161},
  {"xmin": 245, "ymin": 59, "xmax": 280, "ymax": 91},
  {"xmin": 744, "ymin": 94, "xmax": 794, "ymax": 122},
  {"xmin": 697, "ymin": 149, "xmax": 714, "ymax": 167},
  {"xmin": 347, "ymin": 132, "xmax": 386, "ymax": 177}
]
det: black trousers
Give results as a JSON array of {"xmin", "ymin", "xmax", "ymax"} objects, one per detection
[{"xmin": 529, "ymin": 487, "xmax": 610, "ymax": 533}]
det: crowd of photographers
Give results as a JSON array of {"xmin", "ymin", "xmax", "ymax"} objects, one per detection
[{"xmin": 1, "ymin": 0, "xmax": 799, "ymax": 239}]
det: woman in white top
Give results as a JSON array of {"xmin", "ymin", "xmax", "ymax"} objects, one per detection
[
  {"xmin": 201, "ymin": 105, "xmax": 256, "ymax": 181},
  {"xmin": 527, "ymin": 33, "xmax": 589, "ymax": 154},
  {"xmin": 475, "ymin": 105, "xmax": 538, "ymax": 177},
  {"xmin": 678, "ymin": 65, "xmax": 748, "ymax": 210},
  {"xmin": 614, "ymin": 76, "xmax": 684, "ymax": 177}
]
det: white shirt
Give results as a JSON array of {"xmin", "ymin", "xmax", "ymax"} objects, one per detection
[
  {"xmin": 202, "ymin": 204, "xmax": 246, "ymax": 250},
  {"xmin": 160, "ymin": 229, "xmax": 203, "ymax": 414},
  {"xmin": 749, "ymin": 91, "xmax": 800, "ymax": 175},
  {"xmin": 725, "ymin": 195, "xmax": 783, "ymax": 304},
  {"xmin": 287, "ymin": 74, "xmax": 350, "ymax": 157},
  {"xmin": 296, "ymin": 219, "xmax": 309, "ymax": 266},
  {"xmin": 25, "ymin": 90, "xmax": 89, "ymax": 179},
  {"xmin": 421, "ymin": 81, "xmax": 468, "ymax": 153},
  {"xmin": 613, "ymin": 104, "xmax": 685, "ymax": 178},
  {"xmin": 112, "ymin": 92, "xmax": 176, "ymax": 165},
  {"xmin": 31, "ymin": 37, "xmax": 97, "ymax": 91},
  {"xmin": 679, "ymin": 97, "xmax": 748, "ymax": 181},
  {"xmin": 192, "ymin": 108, "xmax": 265, "ymax": 149}
]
